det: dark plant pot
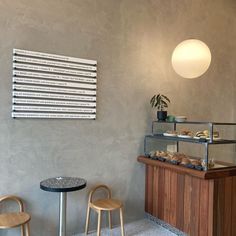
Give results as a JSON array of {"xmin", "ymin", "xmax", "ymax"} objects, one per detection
[{"xmin": 157, "ymin": 111, "xmax": 167, "ymax": 121}]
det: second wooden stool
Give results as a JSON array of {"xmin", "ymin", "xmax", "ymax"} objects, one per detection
[{"xmin": 85, "ymin": 185, "xmax": 125, "ymax": 236}]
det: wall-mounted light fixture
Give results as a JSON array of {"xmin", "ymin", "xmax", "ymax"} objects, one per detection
[{"xmin": 171, "ymin": 39, "xmax": 211, "ymax": 79}]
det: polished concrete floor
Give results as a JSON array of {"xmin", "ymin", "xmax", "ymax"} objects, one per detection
[{"xmin": 75, "ymin": 219, "xmax": 176, "ymax": 236}]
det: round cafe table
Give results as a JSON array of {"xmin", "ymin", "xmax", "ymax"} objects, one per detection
[{"xmin": 40, "ymin": 177, "xmax": 86, "ymax": 236}]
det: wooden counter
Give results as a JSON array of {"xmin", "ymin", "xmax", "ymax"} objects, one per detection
[{"xmin": 138, "ymin": 156, "xmax": 236, "ymax": 236}]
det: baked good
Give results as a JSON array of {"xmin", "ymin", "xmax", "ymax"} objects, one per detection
[
  {"xmin": 195, "ymin": 131, "xmax": 206, "ymax": 138},
  {"xmin": 156, "ymin": 151, "xmax": 168, "ymax": 157},
  {"xmin": 180, "ymin": 129, "xmax": 193, "ymax": 136},
  {"xmin": 190, "ymin": 159, "xmax": 201, "ymax": 166},
  {"xmin": 171, "ymin": 155, "xmax": 182, "ymax": 162},
  {"xmin": 155, "ymin": 150, "xmax": 162, "ymax": 157},
  {"xmin": 173, "ymin": 152, "xmax": 188, "ymax": 159},
  {"xmin": 195, "ymin": 130, "xmax": 220, "ymax": 139},
  {"xmin": 180, "ymin": 158, "xmax": 191, "ymax": 165},
  {"xmin": 149, "ymin": 151, "xmax": 156, "ymax": 158}
]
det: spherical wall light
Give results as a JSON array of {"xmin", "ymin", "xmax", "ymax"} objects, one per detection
[{"xmin": 171, "ymin": 39, "xmax": 211, "ymax": 79}]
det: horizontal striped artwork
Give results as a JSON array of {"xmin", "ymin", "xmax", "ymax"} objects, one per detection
[{"xmin": 12, "ymin": 49, "xmax": 97, "ymax": 119}]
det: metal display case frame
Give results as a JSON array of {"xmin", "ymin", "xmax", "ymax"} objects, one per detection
[{"xmin": 144, "ymin": 121, "xmax": 236, "ymax": 171}]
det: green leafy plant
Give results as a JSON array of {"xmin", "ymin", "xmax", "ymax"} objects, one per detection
[{"xmin": 150, "ymin": 94, "xmax": 170, "ymax": 111}]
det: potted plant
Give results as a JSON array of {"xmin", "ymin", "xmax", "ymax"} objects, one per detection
[{"xmin": 150, "ymin": 94, "xmax": 170, "ymax": 121}]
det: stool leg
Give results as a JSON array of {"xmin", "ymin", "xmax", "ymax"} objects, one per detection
[
  {"xmin": 21, "ymin": 225, "xmax": 24, "ymax": 236},
  {"xmin": 97, "ymin": 210, "xmax": 102, "ymax": 236},
  {"xmin": 25, "ymin": 223, "xmax": 30, "ymax": 236},
  {"xmin": 85, "ymin": 206, "xmax": 91, "ymax": 234},
  {"xmin": 119, "ymin": 207, "xmax": 125, "ymax": 236},
  {"xmin": 108, "ymin": 211, "xmax": 112, "ymax": 229}
]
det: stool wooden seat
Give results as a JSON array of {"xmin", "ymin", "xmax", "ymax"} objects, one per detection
[
  {"xmin": 92, "ymin": 199, "xmax": 122, "ymax": 211},
  {"xmin": 0, "ymin": 195, "xmax": 31, "ymax": 236},
  {"xmin": 85, "ymin": 185, "xmax": 125, "ymax": 236}
]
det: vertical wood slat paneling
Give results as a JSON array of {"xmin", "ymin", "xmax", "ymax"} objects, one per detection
[
  {"xmin": 145, "ymin": 165, "xmax": 153, "ymax": 214},
  {"xmin": 176, "ymin": 173, "xmax": 185, "ymax": 230},
  {"xmin": 164, "ymin": 169, "xmax": 171, "ymax": 223},
  {"xmin": 213, "ymin": 176, "xmax": 235, "ymax": 236},
  {"xmin": 145, "ymin": 165, "xmax": 148, "ymax": 213},
  {"xmin": 144, "ymin": 164, "xmax": 236, "ymax": 236},
  {"xmin": 224, "ymin": 177, "xmax": 233, "ymax": 236},
  {"xmin": 158, "ymin": 167, "xmax": 165, "ymax": 219},
  {"xmin": 232, "ymin": 177, "xmax": 236, "ymax": 236},
  {"xmin": 199, "ymin": 179, "xmax": 209, "ymax": 236},
  {"xmin": 190, "ymin": 177, "xmax": 200, "ymax": 236},
  {"xmin": 216, "ymin": 178, "xmax": 225, "ymax": 236},
  {"xmin": 208, "ymin": 179, "xmax": 215, "ymax": 236},
  {"xmin": 152, "ymin": 166, "xmax": 158, "ymax": 217},
  {"xmin": 183, "ymin": 175, "xmax": 191, "ymax": 233},
  {"xmin": 169, "ymin": 171, "xmax": 177, "ymax": 226}
]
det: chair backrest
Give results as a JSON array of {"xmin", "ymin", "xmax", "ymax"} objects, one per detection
[
  {"xmin": 0, "ymin": 195, "xmax": 24, "ymax": 212},
  {"xmin": 88, "ymin": 185, "xmax": 112, "ymax": 203}
]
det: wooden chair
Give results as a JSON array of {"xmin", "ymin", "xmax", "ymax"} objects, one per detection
[
  {"xmin": 85, "ymin": 185, "xmax": 125, "ymax": 236},
  {"xmin": 0, "ymin": 195, "xmax": 31, "ymax": 236}
]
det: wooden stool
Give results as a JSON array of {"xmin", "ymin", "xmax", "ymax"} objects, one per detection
[
  {"xmin": 0, "ymin": 195, "xmax": 31, "ymax": 236},
  {"xmin": 85, "ymin": 185, "xmax": 125, "ymax": 236}
]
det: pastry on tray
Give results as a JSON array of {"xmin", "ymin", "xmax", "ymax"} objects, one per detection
[
  {"xmin": 169, "ymin": 152, "xmax": 188, "ymax": 164},
  {"xmin": 170, "ymin": 155, "xmax": 182, "ymax": 164},
  {"xmin": 148, "ymin": 150, "xmax": 205, "ymax": 171},
  {"xmin": 180, "ymin": 158, "xmax": 191, "ymax": 165},
  {"xmin": 190, "ymin": 159, "xmax": 202, "ymax": 166},
  {"xmin": 195, "ymin": 130, "xmax": 220, "ymax": 139},
  {"xmin": 150, "ymin": 150, "xmax": 167, "ymax": 161},
  {"xmin": 174, "ymin": 152, "xmax": 188, "ymax": 159},
  {"xmin": 155, "ymin": 150, "xmax": 168, "ymax": 157},
  {"xmin": 178, "ymin": 129, "xmax": 193, "ymax": 138},
  {"xmin": 162, "ymin": 154, "xmax": 172, "ymax": 161},
  {"xmin": 195, "ymin": 130, "xmax": 208, "ymax": 138}
]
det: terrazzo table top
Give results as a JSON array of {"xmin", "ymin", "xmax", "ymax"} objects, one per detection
[{"xmin": 40, "ymin": 177, "xmax": 86, "ymax": 192}]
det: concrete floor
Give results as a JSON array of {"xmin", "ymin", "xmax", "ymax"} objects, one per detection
[{"xmin": 75, "ymin": 219, "xmax": 177, "ymax": 236}]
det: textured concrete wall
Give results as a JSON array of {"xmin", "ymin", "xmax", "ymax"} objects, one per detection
[{"xmin": 0, "ymin": 0, "xmax": 235, "ymax": 235}]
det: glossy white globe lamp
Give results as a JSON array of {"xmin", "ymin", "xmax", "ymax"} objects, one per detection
[{"xmin": 172, "ymin": 39, "xmax": 211, "ymax": 79}]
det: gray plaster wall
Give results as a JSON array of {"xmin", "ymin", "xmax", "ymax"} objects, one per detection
[{"xmin": 0, "ymin": 0, "xmax": 235, "ymax": 235}]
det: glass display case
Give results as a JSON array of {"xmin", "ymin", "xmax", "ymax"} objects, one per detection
[{"xmin": 144, "ymin": 121, "xmax": 236, "ymax": 171}]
